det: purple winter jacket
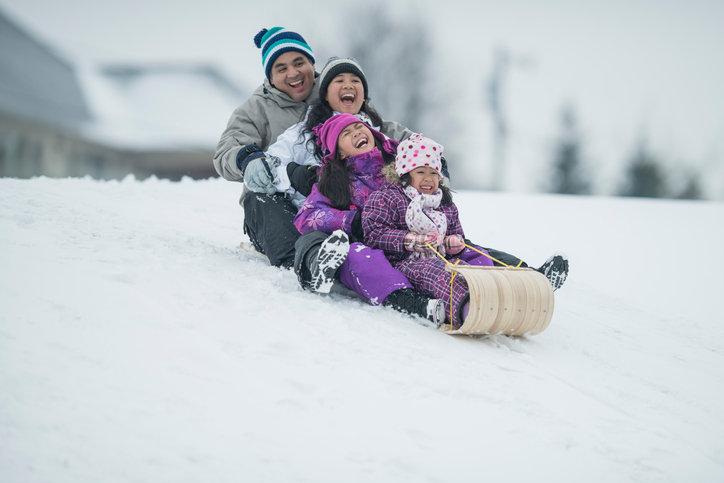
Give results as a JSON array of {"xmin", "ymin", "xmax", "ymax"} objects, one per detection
[
  {"xmin": 293, "ymin": 148, "xmax": 387, "ymax": 236},
  {"xmin": 362, "ymin": 182, "xmax": 465, "ymax": 263}
]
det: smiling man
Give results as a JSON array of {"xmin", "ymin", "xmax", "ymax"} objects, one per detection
[{"xmin": 213, "ymin": 27, "xmax": 319, "ymax": 267}]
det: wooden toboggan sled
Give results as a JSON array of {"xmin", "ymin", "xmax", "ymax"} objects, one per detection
[{"xmin": 441, "ymin": 265, "xmax": 555, "ymax": 336}]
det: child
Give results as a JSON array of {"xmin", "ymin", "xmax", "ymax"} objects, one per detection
[
  {"xmin": 363, "ymin": 134, "xmax": 568, "ymax": 327},
  {"xmin": 293, "ymin": 113, "xmax": 446, "ymax": 325}
]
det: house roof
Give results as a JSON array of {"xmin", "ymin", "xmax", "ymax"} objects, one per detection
[
  {"xmin": 78, "ymin": 63, "xmax": 248, "ymax": 151},
  {"xmin": 1, "ymin": 8, "xmax": 248, "ymax": 152},
  {"xmin": 0, "ymin": 8, "xmax": 91, "ymax": 127}
]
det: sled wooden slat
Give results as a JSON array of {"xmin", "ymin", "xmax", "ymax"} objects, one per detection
[{"xmin": 441, "ymin": 266, "xmax": 555, "ymax": 336}]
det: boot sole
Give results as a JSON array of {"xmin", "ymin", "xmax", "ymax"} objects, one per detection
[{"xmin": 312, "ymin": 232, "xmax": 349, "ymax": 293}]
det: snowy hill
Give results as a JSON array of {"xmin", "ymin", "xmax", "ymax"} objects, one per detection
[{"xmin": 1, "ymin": 176, "xmax": 723, "ymax": 483}]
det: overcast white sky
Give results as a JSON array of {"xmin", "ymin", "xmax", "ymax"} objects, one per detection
[{"xmin": 2, "ymin": 0, "xmax": 723, "ymax": 197}]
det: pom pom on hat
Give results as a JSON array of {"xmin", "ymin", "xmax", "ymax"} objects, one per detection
[
  {"xmin": 254, "ymin": 27, "xmax": 315, "ymax": 80},
  {"xmin": 395, "ymin": 133, "xmax": 444, "ymax": 177},
  {"xmin": 253, "ymin": 29, "xmax": 268, "ymax": 48}
]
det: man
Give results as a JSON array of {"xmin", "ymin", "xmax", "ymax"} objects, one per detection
[{"xmin": 213, "ymin": 27, "xmax": 318, "ymax": 268}]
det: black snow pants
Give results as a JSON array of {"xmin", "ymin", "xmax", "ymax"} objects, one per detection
[
  {"xmin": 465, "ymin": 240, "xmax": 528, "ymax": 268},
  {"xmin": 242, "ymin": 192, "xmax": 300, "ymax": 268}
]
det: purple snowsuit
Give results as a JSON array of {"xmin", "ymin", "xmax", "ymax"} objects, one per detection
[
  {"xmin": 293, "ymin": 149, "xmax": 412, "ymax": 304},
  {"xmin": 363, "ymin": 182, "xmax": 493, "ymax": 326}
]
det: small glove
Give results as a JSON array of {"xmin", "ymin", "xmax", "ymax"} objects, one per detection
[
  {"xmin": 245, "ymin": 156, "xmax": 281, "ymax": 195},
  {"xmin": 444, "ymin": 234, "xmax": 465, "ymax": 255},
  {"xmin": 351, "ymin": 212, "xmax": 364, "ymax": 242},
  {"xmin": 404, "ymin": 232, "xmax": 444, "ymax": 253}
]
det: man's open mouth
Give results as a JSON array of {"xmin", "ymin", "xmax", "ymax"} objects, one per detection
[{"xmin": 289, "ymin": 79, "xmax": 304, "ymax": 89}]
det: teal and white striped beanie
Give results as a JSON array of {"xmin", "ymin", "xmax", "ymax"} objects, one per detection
[{"xmin": 253, "ymin": 27, "xmax": 315, "ymax": 80}]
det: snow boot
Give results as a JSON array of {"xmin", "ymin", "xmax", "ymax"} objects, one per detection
[
  {"xmin": 537, "ymin": 252, "xmax": 569, "ymax": 291},
  {"xmin": 310, "ymin": 230, "xmax": 349, "ymax": 293},
  {"xmin": 384, "ymin": 288, "xmax": 445, "ymax": 327}
]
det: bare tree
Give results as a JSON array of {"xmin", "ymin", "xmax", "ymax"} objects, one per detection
[
  {"xmin": 326, "ymin": 5, "xmax": 461, "ymax": 184},
  {"xmin": 344, "ymin": 5, "xmax": 435, "ymax": 134},
  {"xmin": 486, "ymin": 47, "xmax": 509, "ymax": 191}
]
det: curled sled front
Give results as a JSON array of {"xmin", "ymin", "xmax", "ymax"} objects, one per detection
[{"xmin": 442, "ymin": 265, "xmax": 554, "ymax": 336}]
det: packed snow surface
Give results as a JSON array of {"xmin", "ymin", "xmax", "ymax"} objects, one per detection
[{"xmin": 1, "ymin": 176, "xmax": 723, "ymax": 482}]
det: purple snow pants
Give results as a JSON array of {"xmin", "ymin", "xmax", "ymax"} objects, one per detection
[
  {"xmin": 396, "ymin": 247, "xmax": 494, "ymax": 326},
  {"xmin": 457, "ymin": 247, "xmax": 495, "ymax": 267},
  {"xmin": 338, "ymin": 242, "xmax": 413, "ymax": 305}
]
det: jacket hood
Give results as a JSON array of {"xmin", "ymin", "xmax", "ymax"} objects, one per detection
[{"xmin": 382, "ymin": 162, "xmax": 401, "ymax": 184}]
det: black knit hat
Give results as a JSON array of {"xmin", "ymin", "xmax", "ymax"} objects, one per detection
[{"xmin": 318, "ymin": 57, "xmax": 369, "ymax": 106}]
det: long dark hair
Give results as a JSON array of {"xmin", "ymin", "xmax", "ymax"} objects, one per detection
[
  {"xmin": 399, "ymin": 173, "xmax": 454, "ymax": 206},
  {"xmin": 317, "ymin": 137, "xmax": 395, "ymax": 210}
]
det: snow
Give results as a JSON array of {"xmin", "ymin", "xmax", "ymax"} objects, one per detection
[{"xmin": 1, "ymin": 175, "xmax": 723, "ymax": 482}]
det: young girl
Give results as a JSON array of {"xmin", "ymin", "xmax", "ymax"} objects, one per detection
[
  {"xmin": 361, "ymin": 134, "xmax": 500, "ymax": 327},
  {"xmin": 293, "ymin": 113, "xmax": 446, "ymax": 324}
]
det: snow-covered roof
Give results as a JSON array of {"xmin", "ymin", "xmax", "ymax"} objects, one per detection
[
  {"xmin": 2, "ymin": 8, "xmax": 248, "ymax": 153},
  {"xmin": 78, "ymin": 63, "xmax": 248, "ymax": 151}
]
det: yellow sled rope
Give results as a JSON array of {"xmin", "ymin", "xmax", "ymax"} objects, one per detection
[{"xmin": 427, "ymin": 243, "xmax": 555, "ymax": 336}]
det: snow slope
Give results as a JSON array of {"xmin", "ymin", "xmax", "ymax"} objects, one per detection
[{"xmin": 1, "ymin": 176, "xmax": 723, "ymax": 483}]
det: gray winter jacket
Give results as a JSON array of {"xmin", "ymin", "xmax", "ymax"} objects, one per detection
[{"xmin": 213, "ymin": 77, "xmax": 321, "ymax": 182}]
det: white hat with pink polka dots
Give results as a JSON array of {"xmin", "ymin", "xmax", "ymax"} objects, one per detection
[{"xmin": 395, "ymin": 133, "xmax": 444, "ymax": 177}]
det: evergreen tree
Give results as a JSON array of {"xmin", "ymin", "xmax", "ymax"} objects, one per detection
[
  {"xmin": 675, "ymin": 172, "xmax": 703, "ymax": 200},
  {"xmin": 618, "ymin": 141, "xmax": 668, "ymax": 198},
  {"xmin": 547, "ymin": 105, "xmax": 591, "ymax": 195}
]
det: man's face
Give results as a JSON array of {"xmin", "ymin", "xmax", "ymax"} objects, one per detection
[
  {"xmin": 325, "ymin": 73, "xmax": 365, "ymax": 114},
  {"xmin": 269, "ymin": 52, "xmax": 315, "ymax": 101},
  {"xmin": 337, "ymin": 122, "xmax": 375, "ymax": 159}
]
